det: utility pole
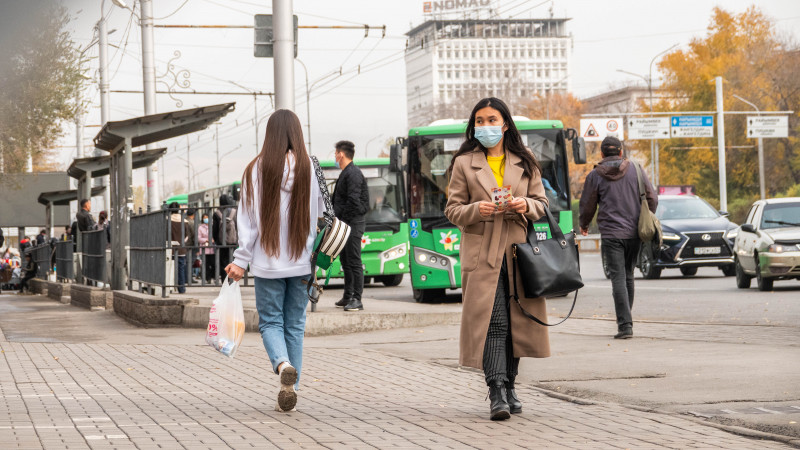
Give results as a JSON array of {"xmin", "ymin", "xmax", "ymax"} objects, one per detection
[
  {"xmin": 273, "ymin": 0, "xmax": 295, "ymax": 111},
  {"xmin": 140, "ymin": 0, "xmax": 160, "ymax": 211},
  {"xmin": 186, "ymin": 136, "xmax": 191, "ymax": 192},
  {"xmin": 98, "ymin": 2, "xmax": 111, "ymax": 211},
  {"xmin": 734, "ymin": 94, "xmax": 766, "ymax": 200},
  {"xmin": 215, "ymin": 123, "xmax": 221, "ymax": 185},
  {"xmin": 254, "ymin": 93, "xmax": 259, "ymax": 154},
  {"xmin": 715, "ymin": 76, "xmax": 727, "ymax": 212},
  {"xmin": 296, "ymin": 59, "xmax": 311, "ymax": 151}
]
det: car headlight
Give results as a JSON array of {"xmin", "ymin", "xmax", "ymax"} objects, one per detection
[
  {"xmin": 767, "ymin": 243, "xmax": 793, "ymax": 253},
  {"xmin": 726, "ymin": 229, "xmax": 738, "ymax": 240},
  {"xmin": 662, "ymin": 232, "xmax": 681, "ymax": 241}
]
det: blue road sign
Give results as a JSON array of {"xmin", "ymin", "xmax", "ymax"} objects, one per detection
[
  {"xmin": 410, "ymin": 229, "xmax": 419, "ymax": 238},
  {"xmin": 671, "ymin": 116, "xmax": 714, "ymax": 137},
  {"xmin": 410, "ymin": 220, "xmax": 418, "ymax": 229}
]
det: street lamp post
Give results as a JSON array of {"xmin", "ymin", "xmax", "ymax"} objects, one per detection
[
  {"xmin": 364, "ymin": 134, "xmax": 382, "ymax": 158},
  {"xmin": 296, "ymin": 59, "xmax": 311, "ymax": 152},
  {"xmin": 734, "ymin": 94, "xmax": 766, "ymax": 200},
  {"xmin": 616, "ymin": 43, "xmax": 678, "ymax": 187}
]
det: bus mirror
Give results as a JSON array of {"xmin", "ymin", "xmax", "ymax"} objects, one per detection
[
  {"xmin": 573, "ymin": 137, "xmax": 587, "ymax": 164},
  {"xmin": 389, "ymin": 144, "xmax": 402, "ymax": 172}
]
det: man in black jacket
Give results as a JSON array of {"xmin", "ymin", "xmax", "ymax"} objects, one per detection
[
  {"xmin": 331, "ymin": 140, "xmax": 369, "ymax": 311},
  {"xmin": 579, "ymin": 136, "xmax": 658, "ymax": 339},
  {"xmin": 76, "ymin": 199, "xmax": 96, "ymax": 232}
]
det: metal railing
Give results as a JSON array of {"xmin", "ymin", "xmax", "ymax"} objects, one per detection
[
  {"xmin": 55, "ymin": 239, "xmax": 74, "ymax": 281},
  {"xmin": 24, "ymin": 244, "xmax": 51, "ymax": 280},
  {"xmin": 81, "ymin": 229, "xmax": 107, "ymax": 284},
  {"xmin": 130, "ymin": 205, "xmax": 242, "ymax": 297}
]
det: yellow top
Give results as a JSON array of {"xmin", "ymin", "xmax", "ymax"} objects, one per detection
[{"xmin": 486, "ymin": 154, "xmax": 505, "ymax": 187}]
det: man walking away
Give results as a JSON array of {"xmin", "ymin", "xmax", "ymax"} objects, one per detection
[
  {"xmin": 331, "ymin": 140, "xmax": 369, "ymax": 312},
  {"xmin": 579, "ymin": 136, "xmax": 657, "ymax": 339},
  {"xmin": 169, "ymin": 202, "xmax": 194, "ymax": 294}
]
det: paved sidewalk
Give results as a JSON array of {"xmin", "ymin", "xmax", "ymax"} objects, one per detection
[{"xmin": 0, "ymin": 335, "xmax": 787, "ymax": 449}]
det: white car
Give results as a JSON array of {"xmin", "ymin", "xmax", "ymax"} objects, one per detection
[{"xmin": 733, "ymin": 197, "xmax": 800, "ymax": 291}]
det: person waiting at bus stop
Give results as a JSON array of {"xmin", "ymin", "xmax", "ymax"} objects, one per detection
[
  {"xmin": 169, "ymin": 202, "xmax": 194, "ymax": 294},
  {"xmin": 444, "ymin": 97, "xmax": 551, "ymax": 421},
  {"xmin": 331, "ymin": 140, "xmax": 370, "ymax": 312}
]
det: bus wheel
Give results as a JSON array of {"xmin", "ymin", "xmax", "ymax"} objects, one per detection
[
  {"xmin": 413, "ymin": 288, "xmax": 445, "ymax": 303},
  {"xmin": 380, "ymin": 274, "xmax": 403, "ymax": 287}
]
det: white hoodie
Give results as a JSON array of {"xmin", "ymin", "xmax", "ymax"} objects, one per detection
[{"xmin": 232, "ymin": 153, "xmax": 325, "ymax": 278}]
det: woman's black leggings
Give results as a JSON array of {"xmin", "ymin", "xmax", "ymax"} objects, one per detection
[{"xmin": 482, "ymin": 257, "xmax": 520, "ymax": 386}]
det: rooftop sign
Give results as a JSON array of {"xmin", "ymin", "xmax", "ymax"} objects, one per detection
[{"xmin": 423, "ymin": 0, "xmax": 491, "ymax": 14}]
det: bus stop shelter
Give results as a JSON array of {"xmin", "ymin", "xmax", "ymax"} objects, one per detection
[
  {"xmin": 38, "ymin": 187, "xmax": 107, "ymax": 236},
  {"xmin": 92, "ymin": 102, "xmax": 235, "ymax": 290}
]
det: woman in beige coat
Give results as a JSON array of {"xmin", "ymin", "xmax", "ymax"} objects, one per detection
[{"xmin": 445, "ymin": 97, "xmax": 550, "ymax": 421}]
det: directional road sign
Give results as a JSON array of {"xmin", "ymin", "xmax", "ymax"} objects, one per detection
[
  {"xmin": 580, "ymin": 118, "xmax": 624, "ymax": 142},
  {"xmin": 671, "ymin": 116, "xmax": 714, "ymax": 138},
  {"xmin": 628, "ymin": 117, "xmax": 670, "ymax": 140},
  {"xmin": 747, "ymin": 116, "xmax": 788, "ymax": 138}
]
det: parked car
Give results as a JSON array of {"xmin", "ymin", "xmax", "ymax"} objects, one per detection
[
  {"xmin": 632, "ymin": 195, "xmax": 738, "ymax": 279},
  {"xmin": 733, "ymin": 197, "xmax": 800, "ymax": 291}
]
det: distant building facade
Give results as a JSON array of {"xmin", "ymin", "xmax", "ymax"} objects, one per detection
[{"xmin": 405, "ymin": 18, "xmax": 572, "ymax": 127}]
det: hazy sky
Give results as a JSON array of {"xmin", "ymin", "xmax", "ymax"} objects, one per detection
[{"xmin": 58, "ymin": 0, "xmax": 800, "ymax": 195}]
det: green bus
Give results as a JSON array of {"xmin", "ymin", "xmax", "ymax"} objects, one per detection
[
  {"xmin": 186, "ymin": 181, "xmax": 241, "ymax": 208},
  {"xmin": 391, "ymin": 119, "xmax": 586, "ymax": 302},
  {"xmin": 316, "ymin": 158, "xmax": 409, "ymax": 287},
  {"xmin": 164, "ymin": 193, "xmax": 188, "ymax": 206}
]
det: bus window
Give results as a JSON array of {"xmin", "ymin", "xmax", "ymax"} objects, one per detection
[
  {"xmin": 524, "ymin": 131, "xmax": 570, "ymax": 212},
  {"xmin": 408, "ymin": 136, "xmax": 454, "ymax": 221}
]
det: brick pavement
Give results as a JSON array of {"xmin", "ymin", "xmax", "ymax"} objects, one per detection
[{"xmin": 0, "ymin": 337, "xmax": 789, "ymax": 449}]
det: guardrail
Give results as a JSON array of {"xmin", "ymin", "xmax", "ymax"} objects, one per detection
[
  {"xmin": 81, "ymin": 229, "xmax": 107, "ymax": 284},
  {"xmin": 130, "ymin": 205, "xmax": 242, "ymax": 297},
  {"xmin": 55, "ymin": 239, "xmax": 74, "ymax": 281},
  {"xmin": 24, "ymin": 243, "xmax": 51, "ymax": 280}
]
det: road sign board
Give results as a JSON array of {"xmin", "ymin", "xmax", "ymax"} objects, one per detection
[
  {"xmin": 747, "ymin": 116, "xmax": 788, "ymax": 138},
  {"xmin": 580, "ymin": 118, "xmax": 624, "ymax": 142},
  {"xmin": 628, "ymin": 117, "xmax": 670, "ymax": 140},
  {"xmin": 254, "ymin": 14, "xmax": 298, "ymax": 58},
  {"xmin": 671, "ymin": 116, "xmax": 714, "ymax": 138}
]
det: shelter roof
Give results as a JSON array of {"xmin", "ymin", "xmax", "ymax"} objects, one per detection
[
  {"xmin": 67, "ymin": 148, "xmax": 167, "ymax": 179},
  {"xmin": 93, "ymin": 103, "xmax": 235, "ymax": 151},
  {"xmin": 37, "ymin": 186, "xmax": 107, "ymax": 206}
]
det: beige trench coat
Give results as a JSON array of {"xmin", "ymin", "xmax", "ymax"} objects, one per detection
[{"xmin": 444, "ymin": 148, "xmax": 551, "ymax": 370}]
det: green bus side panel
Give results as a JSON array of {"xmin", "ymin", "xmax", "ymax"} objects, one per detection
[{"xmin": 316, "ymin": 223, "xmax": 410, "ymax": 281}]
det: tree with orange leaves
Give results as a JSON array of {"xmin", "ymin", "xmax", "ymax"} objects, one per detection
[{"xmin": 655, "ymin": 5, "xmax": 799, "ymax": 216}]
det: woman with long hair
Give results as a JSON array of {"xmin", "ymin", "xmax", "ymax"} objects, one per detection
[
  {"xmin": 444, "ymin": 97, "xmax": 550, "ymax": 421},
  {"xmin": 225, "ymin": 109, "xmax": 324, "ymax": 413}
]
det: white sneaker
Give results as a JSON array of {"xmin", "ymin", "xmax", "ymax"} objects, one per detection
[{"xmin": 276, "ymin": 364, "xmax": 297, "ymax": 412}]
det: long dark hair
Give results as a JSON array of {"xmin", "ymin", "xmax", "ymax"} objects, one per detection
[
  {"xmin": 242, "ymin": 109, "xmax": 311, "ymax": 260},
  {"xmin": 447, "ymin": 97, "xmax": 540, "ymax": 178}
]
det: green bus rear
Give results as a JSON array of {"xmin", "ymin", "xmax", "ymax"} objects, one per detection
[
  {"xmin": 401, "ymin": 120, "xmax": 581, "ymax": 302},
  {"xmin": 316, "ymin": 158, "xmax": 410, "ymax": 287}
]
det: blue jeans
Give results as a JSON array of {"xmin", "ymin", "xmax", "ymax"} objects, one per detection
[
  {"xmin": 254, "ymin": 276, "xmax": 310, "ymax": 388},
  {"xmin": 176, "ymin": 255, "xmax": 186, "ymax": 294}
]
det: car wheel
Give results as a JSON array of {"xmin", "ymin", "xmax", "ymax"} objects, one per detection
[
  {"xmin": 380, "ymin": 274, "xmax": 403, "ymax": 287},
  {"xmin": 721, "ymin": 264, "xmax": 736, "ymax": 277},
  {"xmin": 735, "ymin": 258, "xmax": 751, "ymax": 289},
  {"xmin": 413, "ymin": 288, "xmax": 446, "ymax": 303},
  {"xmin": 601, "ymin": 251, "xmax": 611, "ymax": 279},
  {"xmin": 638, "ymin": 245, "xmax": 662, "ymax": 280},
  {"xmin": 755, "ymin": 257, "xmax": 773, "ymax": 291},
  {"xmin": 680, "ymin": 266, "xmax": 698, "ymax": 277}
]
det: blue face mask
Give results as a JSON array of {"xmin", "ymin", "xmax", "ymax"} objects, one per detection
[
  {"xmin": 203, "ymin": 218, "xmax": 208, "ymax": 224},
  {"xmin": 474, "ymin": 125, "xmax": 504, "ymax": 148}
]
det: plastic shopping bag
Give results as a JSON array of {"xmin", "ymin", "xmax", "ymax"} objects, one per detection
[{"xmin": 206, "ymin": 276, "xmax": 246, "ymax": 358}]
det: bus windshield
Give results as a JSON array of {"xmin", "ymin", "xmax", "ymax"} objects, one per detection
[
  {"xmin": 322, "ymin": 165, "xmax": 405, "ymax": 228},
  {"xmin": 407, "ymin": 129, "xmax": 570, "ymax": 222}
]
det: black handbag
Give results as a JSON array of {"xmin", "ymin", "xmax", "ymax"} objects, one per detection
[{"xmin": 510, "ymin": 204, "xmax": 584, "ymax": 326}]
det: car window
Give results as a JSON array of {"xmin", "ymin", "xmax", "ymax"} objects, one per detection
[
  {"xmin": 744, "ymin": 204, "xmax": 758, "ymax": 225},
  {"xmin": 760, "ymin": 202, "xmax": 800, "ymax": 229},
  {"xmin": 656, "ymin": 197, "xmax": 720, "ymax": 220}
]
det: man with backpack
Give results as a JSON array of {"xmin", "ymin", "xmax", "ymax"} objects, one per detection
[
  {"xmin": 213, "ymin": 194, "xmax": 238, "ymax": 280},
  {"xmin": 331, "ymin": 140, "xmax": 370, "ymax": 312}
]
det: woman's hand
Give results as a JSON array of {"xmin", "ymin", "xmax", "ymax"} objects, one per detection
[
  {"xmin": 509, "ymin": 197, "xmax": 528, "ymax": 214},
  {"xmin": 479, "ymin": 201, "xmax": 497, "ymax": 217},
  {"xmin": 224, "ymin": 263, "xmax": 245, "ymax": 281}
]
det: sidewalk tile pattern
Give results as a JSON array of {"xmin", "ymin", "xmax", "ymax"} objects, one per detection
[{"xmin": 0, "ymin": 341, "xmax": 788, "ymax": 449}]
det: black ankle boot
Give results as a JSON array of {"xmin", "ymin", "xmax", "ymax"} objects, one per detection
[
  {"xmin": 505, "ymin": 382, "xmax": 522, "ymax": 414},
  {"xmin": 488, "ymin": 381, "xmax": 511, "ymax": 421}
]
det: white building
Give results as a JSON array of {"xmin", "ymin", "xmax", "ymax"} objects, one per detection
[{"xmin": 405, "ymin": 18, "xmax": 572, "ymax": 127}]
